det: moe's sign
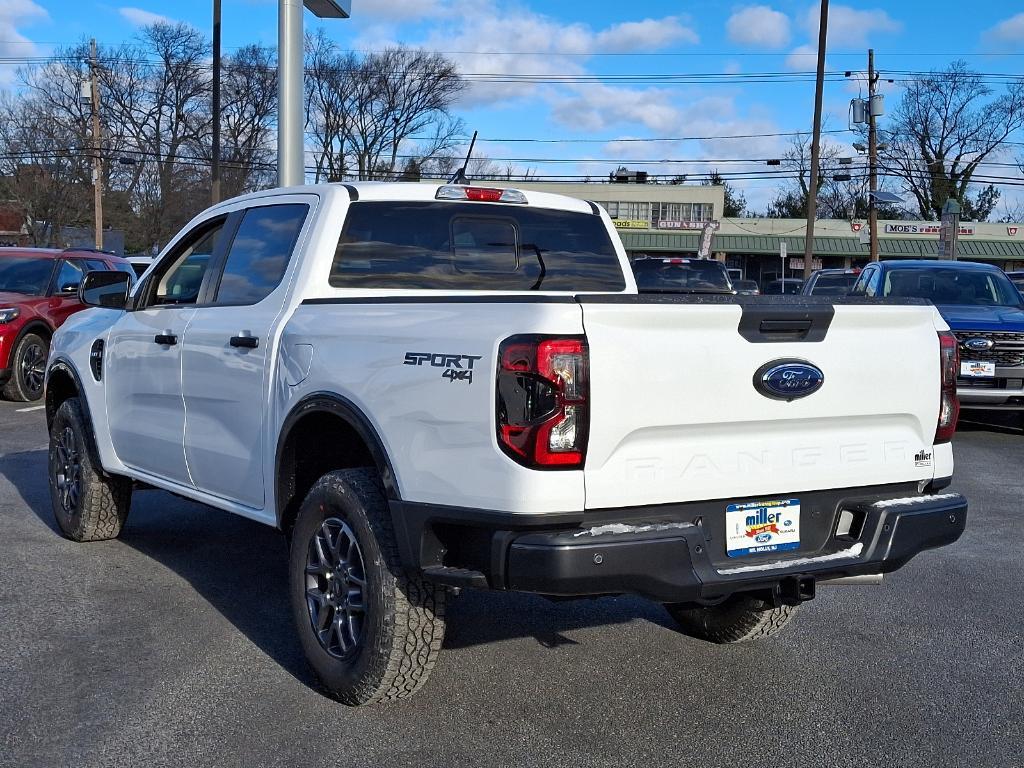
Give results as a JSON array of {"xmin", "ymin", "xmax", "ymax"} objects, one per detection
[{"xmin": 884, "ymin": 223, "xmax": 975, "ymax": 236}]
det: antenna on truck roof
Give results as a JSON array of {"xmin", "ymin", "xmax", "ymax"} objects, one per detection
[{"xmin": 448, "ymin": 130, "xmax": 478, "ymax": 185}]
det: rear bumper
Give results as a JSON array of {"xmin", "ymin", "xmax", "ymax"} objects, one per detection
[
  {"xmin": 507, "ymin": 493, "xmax": 966, "ymax": 603},
  {"xmin": 394, "ymin": 483, "xmax": 967, "ymax": 604},
  {"xmin": 957, "ymin": 365, "xmax": 1024, "ymax": 410}
]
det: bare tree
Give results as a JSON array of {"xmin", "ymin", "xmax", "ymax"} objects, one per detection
[
  {"xmin": 196, "ymin": 43, "xmax": 277, "ymax": 197},
  {"xmin": 766, "ymin": 132, "xmax": 905, "ymax": 219},
  {"xmin": 0, "ymin": 65, "xmax": 94, "ymax": 244},
  {"xmin": 882, "ymin": 60, "xmax": 1024, "ymax": 221},
  {"xmin": 305, "ymin": 41, "xmax": 465, "ymax": 181},
  {"xmin": 305, "ymin": 30, "xmax": 351, "ymax": 183}
]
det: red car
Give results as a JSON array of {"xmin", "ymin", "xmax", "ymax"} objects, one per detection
[{"xmin": 0, "ymin": 247, "xmax": 134, "ymax": 401}]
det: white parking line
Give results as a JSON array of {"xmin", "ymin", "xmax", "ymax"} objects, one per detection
[{"xmin": 15, "ymin": 405, "xmax": 45, "ymax": 412}]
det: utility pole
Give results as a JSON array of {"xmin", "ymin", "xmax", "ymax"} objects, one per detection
[
  {"xmin": 89, "ymin": 39, "xmax": 103, "ymax": 250},
  {"xmin": 867, "ymin": 48, "xmax": 879, "ymax": 262},
  {"xmin": 212, "ymin": 0, "xmax": 222, "ymax": 204},
  {"xmin": 802, "ymin": 0, "xmax": 829, "ymax": 283}
]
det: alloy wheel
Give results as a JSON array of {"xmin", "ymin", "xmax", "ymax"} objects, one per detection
[
  {"xmin": 54, "ymin": 426, "xmax": 81, "ymax": 513},
  {"xmin": 305, "ymin": 517, "xmax": 368, "ymax": 659},
  {"xmin": 20, "ymin": 342, "xmax": 46, "ymax": 398}
]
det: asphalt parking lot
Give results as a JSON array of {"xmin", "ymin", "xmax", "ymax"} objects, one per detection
[{"xmin": 1, "ymin": 401, "xmax": 1022, "ymax": 768}]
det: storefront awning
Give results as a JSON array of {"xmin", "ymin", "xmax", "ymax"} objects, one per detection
[{"xmin": 618, "ymin": 231, "xmax": 1024, "ymax": 261}]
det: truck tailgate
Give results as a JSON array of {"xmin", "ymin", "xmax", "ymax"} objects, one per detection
[{"xmin": 579, "ymin": 296, "xmax": 943, "ymax": 509}]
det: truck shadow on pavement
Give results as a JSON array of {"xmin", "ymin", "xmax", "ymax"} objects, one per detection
[{"xmin": 2, "ymin": 450, "xmax": 670, "ymax": 696}]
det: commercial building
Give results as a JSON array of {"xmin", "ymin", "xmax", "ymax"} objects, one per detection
[{"xmin": 508, "ymin": 181, "xmax": 1024, "ymax": 287}]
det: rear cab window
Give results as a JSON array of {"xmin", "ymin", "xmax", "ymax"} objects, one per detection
[
  {"xmin": 330, "ymin": 201, "xmax": 625, "ymax": 291},
  {"xmin": 630, "ymin": 258, "xmax": 732, "ymax": 293}
]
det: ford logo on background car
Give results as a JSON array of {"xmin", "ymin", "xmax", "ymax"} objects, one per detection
[
  {"xmin": 964, "ymin": 338, "xmax": 995, "ymax": 351},
  {"xmin": 754, "ymin": 360, "xmax": 825, "ymax": 401}
]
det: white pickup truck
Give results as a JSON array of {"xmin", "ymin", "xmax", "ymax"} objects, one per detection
[{"xmin": 45, "ymin": 182, "xmax": 967, "ymax": 705}]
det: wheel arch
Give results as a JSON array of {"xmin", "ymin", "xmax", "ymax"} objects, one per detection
[
  {"xmin": 15, "ymin": 319, "xmax": 55, "ymax": 345},
  {"xmin": 275, "ymin": 392, "xmax": 401, "ymax": 534},
  {"xmin": 45, "ymin": 359, "xmax": 105, "ymax": 473}
]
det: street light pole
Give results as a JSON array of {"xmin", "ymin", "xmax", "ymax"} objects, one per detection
[
  {"xmin": 802, "ymin": 0, "xmax": 829, "ymax": 283},
  {"xmin": 277, "ymin": 0, "xmax": 350, "ymax": 188},
  {"xmin": 278, "ymin": 0, "xmax": 304, "ymax": 187},
  {"xmin": 212, "ymin": 0, "xmax": 222, "ymax": 204}
]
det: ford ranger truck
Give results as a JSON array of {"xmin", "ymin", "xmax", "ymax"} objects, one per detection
[{"xmin": 44, "ymin": 183, "xmax": 967, "ymax": 705}]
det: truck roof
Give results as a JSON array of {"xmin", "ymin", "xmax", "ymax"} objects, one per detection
[
  {"xmin": 878, "ymin": 259, "xmax": 1001, "ymax": 272},
  {"xmin": 211, "ymin": 181, "xmax": 598, "ymax": 217}
]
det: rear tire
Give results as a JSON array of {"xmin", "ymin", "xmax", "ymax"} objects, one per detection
[
  {"xmin": 666, "ymin": 594, "xmax": 798, "ymax": 643},
  {"xmin": 288, "ymin": 468, "xmax": 446, "ymax": 705},
  {"xmin": 3, "ymin": 332, "xmax": 47, "ymax": 401},
  {"xmin": 48, "ymin": 397, "xmax": 132, "ymax": 541}
]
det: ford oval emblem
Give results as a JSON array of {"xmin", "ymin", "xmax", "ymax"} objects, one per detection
[
  {"xmin": 754, "ymin": 360, "xmax": 825, "ymax": 401},
  {"xmin": 964, "ymin": 337, "xmax": 994, "ymax": 351}
]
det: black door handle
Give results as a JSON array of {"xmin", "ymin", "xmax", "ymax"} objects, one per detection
[
  {"xmin": 154, "ymin": 333, "xmax": 177, "ymax": 346},
  {"xmin": 229, "ymin": 335, "xmax": 259, "ymax": 349}
]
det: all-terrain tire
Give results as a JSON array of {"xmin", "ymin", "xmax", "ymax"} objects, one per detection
[
  {"xmin": 48, "ymin": 397, "xmax": 132, "ymax": 541},
  {"xmin": 288, "ymin": 468, "xmax": 446, "ymax": 706},
  {"xmin": 666, "ymin": 594, "xmax": 798, "ymax": 643},
  {"xmin": 3, "ymin": 332, "xmax": 48, "ymax": 402}
]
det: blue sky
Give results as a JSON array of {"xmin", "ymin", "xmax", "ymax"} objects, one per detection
[{"xmin": 3, "ymin": 0, "xmax": 1023, "ymax": 213}]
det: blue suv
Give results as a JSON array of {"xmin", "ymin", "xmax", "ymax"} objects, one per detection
[{"xmin": 850, "ymin": 260, "xmax": 1024, "ymax": 417}]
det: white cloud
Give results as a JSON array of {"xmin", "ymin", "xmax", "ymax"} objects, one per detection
[
  {"xmin": 983, "ymin": 12, "xmax": 1024, "ymax": 51},
  {"xmin": 726, "ymin": 6, "xmax": 791, "ymax": 49},
  {"xmin": 785, "ymin": 43, "xmax": 821, "ymax": 71},
  {"xmin": 801, "ymin": 3, "xmax": 901, "ymax": 48},
  {"xmin": 550, "ymin": 83, "xmax": 684, "ymax": 134},
  {"xmin": 0, "ymin": 0, "xmax": 48, "ymax": 86},
  {"xmin": 119, "ymin": 7, "xmax": 175, "ymax": 27},
  {"xmin": 595, "ymin": 17, "xmax": 698, "ymax": 52},
  {"xmin": 407, "ymin": 1, "xmax": 696, "ymax": 106}
]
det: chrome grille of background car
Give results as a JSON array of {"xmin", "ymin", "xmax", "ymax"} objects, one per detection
[{"xmin": 954, "ymin": 331, "xmax": 1024, "ymax": 367}]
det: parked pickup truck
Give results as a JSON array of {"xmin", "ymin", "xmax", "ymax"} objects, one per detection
[{"xmin": 45, "ymin": 183, "xmax": 967, "ymax": 705}]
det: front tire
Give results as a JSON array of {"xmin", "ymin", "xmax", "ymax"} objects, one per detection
[
  {"xmin": 666, "ymin": 594, "xmax": 798, "ymax": 643},
  {"xmin": 288, "ymin": 468, "xmax": 446, "ymax": 705},
  {"xmin": 3, "ymin": 332, "xmax": 48, "ymax": 401},
  {"xmin": 48, "ymin": 397, "xmax": 133, "ymax": 541}
]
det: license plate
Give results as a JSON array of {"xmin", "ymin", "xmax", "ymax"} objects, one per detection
[
  {"xmin": 960, "ymin": 360, "xmax": 995, "ymax": 378},
  {"xmin": 726, "ymin": 498, "xmax": 801, "ymax": 558}
]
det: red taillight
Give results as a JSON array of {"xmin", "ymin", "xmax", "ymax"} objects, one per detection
[
  {"xmin": 935, "ymin": 331, "xmax": 959, "ymax": 444},
  {"xmin": 464, "ymin": 187, "xmax": 503, "ymax": 202},
  {"xmin": 496, "ymin": 336, "xmax": 589, "ymax": 469}
]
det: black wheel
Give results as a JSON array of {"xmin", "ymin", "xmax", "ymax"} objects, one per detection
[
  {"xmin": 666, "ymin": 594, "xmax": 798, "ymax": 643},
  {"xmin": 3, "ymin": 332, "xmax": 47, "ymax": 401},
  {"xmin": 48, "ymin": 397, "xmax": 132, "ymax": 541},
  {"xmin": 288, "ymin": 468, "xmax": 446, "ymax": 705}
]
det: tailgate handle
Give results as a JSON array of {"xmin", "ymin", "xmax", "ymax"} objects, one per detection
[
  {"xmin": 759, "ymin": 319, "xmax": 813, "ymax": 338},
  {"xmin": 738, "ymin": 305, "xmax": 835, "ymax": 343}
]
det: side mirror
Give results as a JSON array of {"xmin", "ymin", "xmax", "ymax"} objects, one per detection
[{"xmin": 79, "ymin": 270, "xmax": 131, "ymax": 309}]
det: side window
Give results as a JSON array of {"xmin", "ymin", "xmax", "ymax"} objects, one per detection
[
  {"xmin": 851, "ymin": 267, "xmax": 872, "ymax": 296},
  {"xmin": 54, "ymin": 259, "xmax": 85, "ymax": 294},
  {"xmin": 148, "ymin": 219, "xmax": 225, "ymax": 307},
  {"xmin": 213, "ymin": 204, "xmax": 308, "ymax": 305},
  {"xmin": 865, "ymin": 267, "xmax": 882, "ymax": 297},
  {"xmin": 85, "ymin": 259, "xmax": 109, "ymax": 272}
]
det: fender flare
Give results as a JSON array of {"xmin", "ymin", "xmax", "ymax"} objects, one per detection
[
  {"xmin": 274, "ymin": 392, "xmax": 402, "ymax": 528},
  {"xmin": 45, "ymin": 358, "xmax": 105, "ymax": 473}
]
